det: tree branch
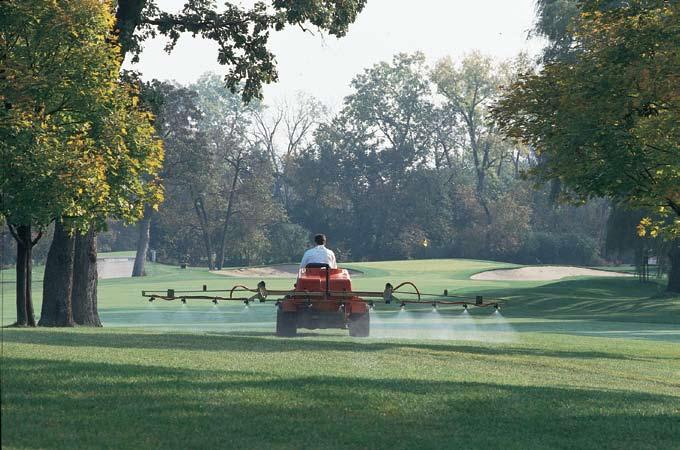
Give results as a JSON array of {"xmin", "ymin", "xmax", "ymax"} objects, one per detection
[{"xmin": 6, "ymin": 224, "xmax": 23, "ymax": 246}]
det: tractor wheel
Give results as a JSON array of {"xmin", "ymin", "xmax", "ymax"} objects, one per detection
[
  {"xmin": 348, "ymin": 313, "xmax": 370, "ymax": 337},
  {"xmin": 276, "ymin": 309, "xmax": 298, "ymax": 337}
]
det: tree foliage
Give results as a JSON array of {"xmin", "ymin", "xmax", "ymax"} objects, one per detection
[
  {"xmin": 494, "ymin": 0, "xmax": 680, "ymax": 289},
  {"xmin": 282, "ymin": 54, "xmax": 605, "ymax": 263},
  {"xmin": 146, "ymin": 76, "xmax": 284, "ymax": 268},
  {"xmin": 118, "ymin": 0, "xmax": 367, "ymax": 101},
  {"xmin": 1, "ymin": 0, "xmax": 163, "ymax": 233},
  {"xmin": 495, "ymin": 0, "xmax": 680, "ymax": 236}
]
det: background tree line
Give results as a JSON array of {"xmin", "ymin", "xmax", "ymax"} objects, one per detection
[{"xmin": 75, "ymin": 52, "xmax": 612, "ymax": 269}]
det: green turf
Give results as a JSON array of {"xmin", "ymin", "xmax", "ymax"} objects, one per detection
[{"xmin": 2, "ymin": 259, "xmax": 679, "ymax": 449}]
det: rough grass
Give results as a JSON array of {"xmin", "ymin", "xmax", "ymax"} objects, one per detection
[{"xmin": 2, "ymin": 259, "xmax": 680, "ymax": 449}]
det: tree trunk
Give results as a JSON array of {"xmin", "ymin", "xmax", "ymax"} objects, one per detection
[
  {"xmin": 668, "ymin": 241, "xmax": 680, "ymax": 293},
  {"xmin": 193, "ymin": 196, "xmax": 215, "ymax": 270},
  {"xmin": 12, "ymin": 225, "xmax": 35, "ymax": 326},
  {"xmin": 72, "ymin": 229, "xmax": 102, "ymax": 326},
  {"xmin": 216, "ymin": 160, "xmax": 241, "ymax": 270},
  {"xmin": 39, "ymin": 222, "xmax": 75, "ymax": 327},
  {"xmin": 132, "ymin": 208, "xmax": 152, "ymax": 277},
  {"xmin": 216, "ymin": 206, "xmax": 234, "ymax": 271}
]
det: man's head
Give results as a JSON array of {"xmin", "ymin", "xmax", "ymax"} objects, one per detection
[{"xmin": 314, "ymin": 234, "xmax": 326, "ymax": 246}]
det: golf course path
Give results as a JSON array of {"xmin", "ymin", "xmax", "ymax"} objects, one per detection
[{"xmin": 471, "ymin": 265, "xmax": 632, "ymax": 281}]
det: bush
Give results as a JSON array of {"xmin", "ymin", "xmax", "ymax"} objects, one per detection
[
  {"xmin": 264, "ymin": 223, "xmax": 311, "ymax": 264},
  {"xmin": 515, "ymin": 232, "xmax": 601, "ymax": 265}
]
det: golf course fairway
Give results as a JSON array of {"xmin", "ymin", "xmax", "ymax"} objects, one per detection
[{"xmin": 2, "ymin": 259, "xmax": 679, "ymax": 449}]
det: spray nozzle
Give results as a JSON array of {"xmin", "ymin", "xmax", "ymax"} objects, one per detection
[
  {"xmin": 148, "ymin": 298, "xmax": 154, "ymax": 303},
  {"xmin": 181, "ymin": 298, "xmax": 187, "ymax": 304},
  {"xmin": 400, "ymin": 302, "xmax": 406, "ymax": 310},
  {"xmin": 462, "ymin": 303, "xmax": 468, "ymax": 310},
  {"xmin": 431, "ymin": 301, "xmax": 438, "ymax": 309},
  {"xmin": 368, "ymin": 301, "xmax": 375, "ymax": 310},
  {"xmin": 212, "ymin": 298, "xmax": 218, "ymax": 305},
  {"xmin": 494, "ymin": 303, "xmax": 500, "ymax": 310}
]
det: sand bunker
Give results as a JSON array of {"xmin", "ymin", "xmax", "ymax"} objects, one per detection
[
  {"xmin": 216, "ymin": 264, "xmax": 363, "ymax": 278},
  {"xmin": 471, "ymin": 265, "xmax": 632, "ymax": 281}
]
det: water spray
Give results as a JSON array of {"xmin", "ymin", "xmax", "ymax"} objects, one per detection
[{"xmin": 140, "ymin": 269, "xmax": 508, "ymax": 338}]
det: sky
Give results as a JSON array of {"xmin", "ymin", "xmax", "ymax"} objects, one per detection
[{"xmin": 125, "ymin": 0, "xmax": 544, "ymax": 109}]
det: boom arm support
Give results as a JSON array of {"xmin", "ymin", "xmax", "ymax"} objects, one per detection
[{"xmin": 142, "ymin": 281, "xmax": 504, "ymax": 309}]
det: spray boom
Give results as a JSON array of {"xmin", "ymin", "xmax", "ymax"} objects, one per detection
[{"xmin": 142, "ymin": 282, "xmax": 503, "ymax": 310}]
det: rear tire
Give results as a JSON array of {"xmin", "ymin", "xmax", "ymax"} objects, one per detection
[
  {"xmin": 276, "ymin": 309, "xmax": 298, "ymax": 337},
  {"xmin": 348, "ymin": 313, "xmax": 370, "ymax": 337}
]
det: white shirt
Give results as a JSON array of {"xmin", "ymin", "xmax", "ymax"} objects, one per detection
[{"xmin": 300, "ymin": 245, "xmax": 337, "ymax": 269}]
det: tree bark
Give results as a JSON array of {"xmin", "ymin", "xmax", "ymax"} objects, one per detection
[
  {"xmin": 132, "ymin": 207, "xmax": 152, "ymax": 277},
  {"xmin": 668, "ymin": 241, "xmax": 680, "ymax": 293},
  {"xmin": 39, "ymin": 222, "xmax": 76, "ymax": 327},
  {"xmin": 72, "ymin": 229, "xmax": 102, "ymax": 326},
  {"xmin": 12, "ymin": 225, "xmax": 36, "ymax": 326}
]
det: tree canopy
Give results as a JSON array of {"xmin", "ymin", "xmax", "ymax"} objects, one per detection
[
  {"xmin": 1, "ymin": 0, "xmax": 163, "ymax": 233},
  {"xmin": 493, "ymin": 0, "xmax": 680, "ymax": 289},
  {"xmin": 117, "ymin": 0, "xmax": 367, "ymax": 101}
]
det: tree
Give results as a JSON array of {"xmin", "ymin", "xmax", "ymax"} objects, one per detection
[
  {"xmin": 191, "ymin": 74, "xmax": 261, "ymax": 270},
  {"xmin": 131, "ymin": 78, "xmax": 204, "ymax": 276},
  {"xmin": 533, "ymin": 0, "xmax": 580, "ymax": 61},
  {"xmin": 286, "ymin": 54, "xmax": 453, "ymax": 260},
  {"xmin": 117, "ymin": 0, "xmax": 366, "ymax": 274},
  {"xmin": 253, "ymin": 93, "xmax": 327, "ymax": 209},
  {"xmin": 494, "ymin": 0, "xmax": 680, "ymax": 291},
  {"xmin": 117, "ymin": 0, "xmax": 367, "ymax": 102},
  {"xmin": 1, "ymin": 0, "xmax": 163, "ymax": 326},
  {"xmin": 431, "ymin": 51, "xmax": 527, "ymax": 255},
  {"xmin": 39, "ymin": 76, "xmax": 163, "ymax": 327},
  {"xmin": 146, "ymin": 75, "xmax": 283, "ymax": 269}
]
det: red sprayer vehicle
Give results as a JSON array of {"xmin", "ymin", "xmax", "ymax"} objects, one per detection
[{"xmin": 142, "ymin": 263, "xmax": 502, "ymax": 337}]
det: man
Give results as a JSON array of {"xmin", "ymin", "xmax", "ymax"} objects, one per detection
[{"xmin": 300, "ymin": 234, "xmax": 337, "ymax": 269}]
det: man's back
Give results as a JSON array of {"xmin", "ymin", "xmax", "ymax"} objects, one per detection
[{"xmin": 300, "ymin": 245, "xmax": 337, "ymax": 269}]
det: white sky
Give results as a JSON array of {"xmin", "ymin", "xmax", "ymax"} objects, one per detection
[{"xmin": 125, "ymin": 0, "xmax": 543, "ymax": 108}]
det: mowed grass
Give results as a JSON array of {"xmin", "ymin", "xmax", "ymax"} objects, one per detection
[{"xmin": 2, "ymin": 259, "xmax": 680, "ymax": 449}]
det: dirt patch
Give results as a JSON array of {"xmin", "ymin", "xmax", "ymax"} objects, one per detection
[
  {"xmin": 215, "ymin": 264, "xmax": 363, "ymax": 278},
  {"xmin": 470, "ymin": 265, "xmax": 633, "ymax": 281},
  {"xmin": 98, "ymin": 257, "xmax": 134, "ymax": 279}
]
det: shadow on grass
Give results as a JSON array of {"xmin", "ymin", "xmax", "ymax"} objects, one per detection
[
  {"xmin": 2, "ymin": 329, "xmax": 672, "ymax": 361},
  {"xmin": 475, "ymin": 278, "xmax": 679, "ymax": 323},
  {"xmin": 2, "ymin": 356, "xmax": 678, "ymax": 450}
]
